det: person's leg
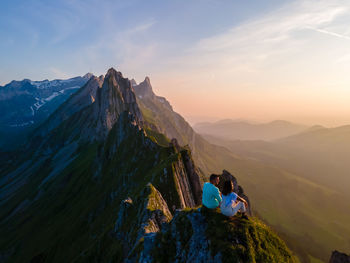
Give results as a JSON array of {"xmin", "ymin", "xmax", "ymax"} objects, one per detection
[
  {"xmin": 237, "ymin": 202, "xmax": 249, "ymax": 219},
  {"xmin": 238, "ymin": 202, "xmax": 247, "ymax": 213},
  {"xmin": 231, "ymin": 201, "xmax": 245, "ymax": 215}
]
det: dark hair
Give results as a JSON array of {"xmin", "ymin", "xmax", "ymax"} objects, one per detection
[
  {"xmin": 222, "ymin": 180, "xmax": 233, "ymax": 196},
  {"xmin": 210, "ymin": 174, "xmax": 220, "ymax": 182}
]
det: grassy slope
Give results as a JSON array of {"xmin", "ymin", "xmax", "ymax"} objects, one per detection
[
  {"xmin": 201, "ymin": 134, "xmax": 350, "ymax": 262},
  {"xmin": 137, "ymin": 96, "xmax": 350, "ymax": 262},
  {"xmin": 153, "ymin": 207, "xmax": 297, "ymax": 263},
  {"xmin": 0, "ymin": 118, "xmax": 195, "ymax": 263}
]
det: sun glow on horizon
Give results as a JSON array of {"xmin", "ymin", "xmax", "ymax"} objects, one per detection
[{"xmin": 1, "ymin": 0, "xmax": 350, "ymax": 127}]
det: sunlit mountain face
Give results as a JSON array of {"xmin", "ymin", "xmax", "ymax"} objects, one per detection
[
  {"xmin": 0, "ymin": 68, "xmax": 296, "ymax": 263},
  {"xmin": 1, "ymin": 1, "xmax": 350, "ymax": 263},
  {"xmin": 1, "ymin": 69, "xmax": 349, "ymax": 262}
]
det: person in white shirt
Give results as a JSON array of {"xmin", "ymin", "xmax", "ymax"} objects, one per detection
[{"xmin": 220, "ymin": 180, "xmax": 248, "ymax": 218}]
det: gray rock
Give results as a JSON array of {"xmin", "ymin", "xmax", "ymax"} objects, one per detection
[{"xmin": 329, "ymin": 251, "xmax": 350, "ymax": 263}]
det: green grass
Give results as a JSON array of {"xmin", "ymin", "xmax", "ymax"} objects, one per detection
[
  {"xmin": 211, "ymin": 157, "xmax": 350, "ymax": 263},
  {"xmin": 0, "ymin": 116, "xmax": 205, "ymax": 262},
  {"xmin": 152, "ymin": 207, "xmax": 297, "ymax": 263}
]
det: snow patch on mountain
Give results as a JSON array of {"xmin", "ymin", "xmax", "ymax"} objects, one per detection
[
  {"xmin": 32, "ymin": 86, "xmax": 81, "ymax": 111},
  {"xmin": 9, "ymin": 121, "xmax": 34, "ymax": 127}
]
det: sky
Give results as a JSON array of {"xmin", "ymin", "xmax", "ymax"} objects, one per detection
[{"xmin": 1, "ymin": 0, "xmax": 350, "ymax": 126}]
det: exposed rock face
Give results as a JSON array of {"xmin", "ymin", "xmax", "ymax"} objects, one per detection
[
  {"xmin": 30, "ymin": 68, "xmax": 143, "ymax": 150},
  {"xmin": 329, "ymin": 251, "xmax": 350, "ymax": 263},
  {"xmin": 35, "ymin": 74, "xmax": 104, "ymax": 137},
  {"xmin": 181, "ymin": 149, "xmax": 203, "ymax": 205},
  {"xmin": 0, "ymin": 68, "xmax": 207, "ymax": 263},
  {"xmin": 144, "ymin": 208, "xmax": 296, "ymax": 263},
  {"xmin": 115, "ymin": 184, "xmax": 172, "ymax": 257},
  {"xmin": 154, "ymin": 209, "xmax": 221, "ymax": 263},
  {"xmin": 91, "ymin": 68, "xmax": 143, "ymax": 139},
  {"xmin": 130, "ymin": 78, "xmax": 137, "ymax": 86},
  {"xmin": 133, "ymin": 75, "xmax": 241, "ymax": 176},
  {"xmin": 134, "ymin": 77, "xmax": 173, "ymax": 111},
  {"xmin": 133, "ymin": 77, "xmax": 154, "ymax": 99},
  {"xmin": 0, "ymin": 68, "xmax": 294, "ymax": 263},
  {"xmin": 216, "ymin": 169, "xmax": 252, "ymax": 215},
  {"xmin": 0, "ymin": 74, "xmax": 91, "ymax": 149},
  {"xmin": 170, "ymin": 139, "xmax": 202, "ymax": 208}
]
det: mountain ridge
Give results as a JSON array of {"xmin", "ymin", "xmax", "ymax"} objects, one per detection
[
  {"xmin": 0, "ymin": 68, "xmax": 295, "ymax": 263},
  {"xmin": 0, "ymin": 73, "xmax": 92, "ymax": 149},
  {"xmin": 194, "ymin": 119, "xmax": 308, "ymax": 141}
]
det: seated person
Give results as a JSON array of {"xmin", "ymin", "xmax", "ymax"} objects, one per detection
[
  {"xmin": 202, "ymin": 174, "xmax": 222, "ymax": 209},
  {"xmin": 220, "ymin": 180, "xmax": 248, "ymax": 218}
]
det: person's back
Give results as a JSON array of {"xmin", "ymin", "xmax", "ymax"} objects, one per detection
[
  {"xmin": 220, "ymin": 180, "xmax": 248, "ymax": 218},
  {"xmin": 202, "ymin": 174, "xmax": 222, "ymax": 209}
]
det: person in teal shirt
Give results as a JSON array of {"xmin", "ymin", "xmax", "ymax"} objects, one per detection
[{"xmin": 202, "ymin": 174, "xmax": 222, "ymax": 209}]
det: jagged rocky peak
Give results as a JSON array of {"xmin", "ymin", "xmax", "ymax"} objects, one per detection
[
  {"xmin": 144, "ymin": 76, "xmax": 151, "ymax": 84},
  {"xmin": 90, "ymin": 67, "xmax": 143, "ymax": 138},
  {"xmin": 31, "ymin": 68, "xmax": 144, "ymax": 145},
  {"xmin": 133, "ymin": 76, "xmax": 174, "ymax": 111},
  {"xmin": 133, "ymin": 76, "xmax": 155, "ymax": 98},
  {"xmin": 34, "ymin": 74, "xmax": 104, "ymax": 137},
  {"xmin": 83, "ymin": 72, "xmax": 94, "ymax": 79},
  {"xmin": 329, "ymin": 251, "xmax": 350, "ymax": 263},
  {"xmin": 215, "ymin": 169, "xmax": 252, "ymax": 215},
  {"xmin": 72, "ymin": 74, "xmax": 104, "ymax": 105},
  {"xmin": 130, "ymin": 78, "xmax": 137, "ymax": 86}
]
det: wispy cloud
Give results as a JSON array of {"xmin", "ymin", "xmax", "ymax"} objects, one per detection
[
  {"xmin": 335, "ymin": 53, "xmax": 350, "ymax": 63},
  {"xmin": 308, "ymin": 27, "xmax": 350, "ymax": 40},
  {"xmin": 75, "ymin": 17, "xmax": 157, "ymax": 73},
  {"xmin": 159, "ymin": 0, "xmax": 350, "ymax": 87},
  {"xmin": 149, "ymin": 0, "xmax": 350, "ymax": 125},
  {"xmin": 190, "ymin": 1, "xmax": 348, "ymax": 64}
]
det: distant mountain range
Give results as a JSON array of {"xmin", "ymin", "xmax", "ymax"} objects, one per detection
[
  {"xmin": 194, "ymin": 119, "xmax": 308, "ymax": 141},
  {"xmin": 1, "ymin": 69, "xmax": 348, "ymax": 263},
  {"xmin": 201, "ymin": 125, "xmax": 350, "ymax": 262},
  {"xmin": 126, "ymin": 75, "xmax": 350, "ymax": 262},
  {"xmin": 0, "ymin": 68, "xmax": 295, "ymax": 263},
  {"xmin": 0, "ymin": 74, "xmax": 92, "ymax": 149}
]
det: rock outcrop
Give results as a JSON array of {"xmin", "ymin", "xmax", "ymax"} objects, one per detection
[
  {"xmin": 142, "ymin": 207, "xmax": 296, "ymax": 263},
  {"xmin": 329, "ymin": 251, "xmax": 350, "ymax": 263},
  {"xmin": 90, "ymin": 68, "xmax": 143, "ymax": 139},
  {"xmin": 0, "ymin": 68, "xmax": 207, "ymax": 263},
  {"xmin": 114, "ymin": 184, "xmax": 172, "ymax": 258},
  {"xmin": 0, "ymin": 74, "xmax": 91, "ymax": 149},
  {"xmin": 134, "ymin": 76, "xmax": 173, "ymax": 111},
  {"xmin": 29, "ymin": 68, "xmax": 143, "ymax": 151},
  {"xmin": 169, "ymin": 139, "xmax": 202, "ymax": 208},
  {"xmin": 0, "ymin": 68, "xmax": 295, "ymax": 263},
  {"xmin": 34, "ymin": 74, "xmax": 104, "ymax": 137},
  {"xmin": 215, "ymin": 169, "xmax": 252, "ymax": 215}
]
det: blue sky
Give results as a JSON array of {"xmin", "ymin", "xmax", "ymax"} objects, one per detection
[
  {"xmin": 0, "ymin": 0, "xmax": 288, "ymax": 82},
  {"xmin": 1, "ymin": 0, "xmax": 350, "ymax": 126}
]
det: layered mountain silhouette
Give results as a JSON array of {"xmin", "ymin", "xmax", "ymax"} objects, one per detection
[
  {"xmin": 201, "ymin": 129, "xmax": 350, "ymax": 262},
  {"xmin": 131, "ymin": 76, "xmax": 350, "ymax": 262},
  {"xmin": 194, "ymin": 119, "xmax": 308, "ymax": 141},
  {"xmin": 0, "ymin": 74, "xmax": 91, "ymax": 149},
  {"xmin": 0, "ymin": 68, "xmax": 295, "ymax": 263}
]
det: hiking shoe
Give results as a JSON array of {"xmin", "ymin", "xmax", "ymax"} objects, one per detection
[{"xmin": 241, "ymin": 213, "xmax": 249, "ymax": 220}]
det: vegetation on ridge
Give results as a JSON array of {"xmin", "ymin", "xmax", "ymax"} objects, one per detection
[{"xmin": 152, "ymin": 207, "xmax": 297, "ymax": 263}]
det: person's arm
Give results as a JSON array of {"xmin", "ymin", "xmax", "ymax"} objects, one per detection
[
  {"xmin": 214, "ymin": 187, "xmax": 222, "ymax": 203},
  {"xmin": 237, "ymin": 195, "xmax": 248, "ymax": 207}
]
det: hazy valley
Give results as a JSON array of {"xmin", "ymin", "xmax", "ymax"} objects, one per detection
[{"xmin": 1, "ymin": 70, "xmax": 349, "ymax": 262}]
